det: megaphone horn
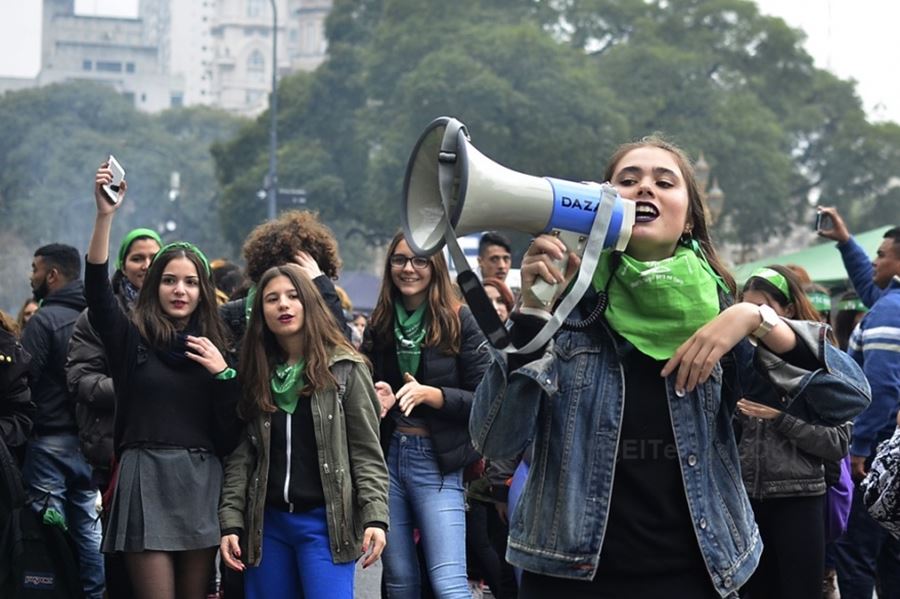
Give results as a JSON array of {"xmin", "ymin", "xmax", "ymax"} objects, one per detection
[{"xmin": 402, "ymin": 117, "xmax": 635, "ymax": 308}]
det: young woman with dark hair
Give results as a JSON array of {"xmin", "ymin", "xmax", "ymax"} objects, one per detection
[
  {"xmin": 737, "ymin": 265, "xmax": 852, "ymax": 598},
  {"xmin": 85, "ymin": 163, "xmax": 242, "ymax": 599},
  {"xmin": 219, "ymin": 264, "xmax": 388, "ymax": 598},
  {"xmin": 470, "ymin": 137, "xmax": 871, "ymax": 598},
  {"xmin": 363, "ymin": 232, "xmax": 491, "ymax": 598}
]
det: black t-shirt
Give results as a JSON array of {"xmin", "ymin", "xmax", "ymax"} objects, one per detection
[
  {"xmin": 594, "ymin": 348, "xmax": 707, "ymax": 578},
  {"xmin": 265, "ymin": 399, "xmax": 326, "ymax": 513}
]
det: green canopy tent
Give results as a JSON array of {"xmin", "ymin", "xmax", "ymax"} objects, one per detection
[{"xmin": 732, "ymin": 226, "xmax": 893, "ymax": 286}]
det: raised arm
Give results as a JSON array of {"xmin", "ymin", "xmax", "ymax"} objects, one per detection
[{"xmin": 87, "ymin": 162, "xmax": 125, "ymax": 266}]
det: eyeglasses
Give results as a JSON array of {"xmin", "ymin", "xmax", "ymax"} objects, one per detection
[{"xmin": 389, "ymin": 254, "xmax": 431, "ymax": 270}]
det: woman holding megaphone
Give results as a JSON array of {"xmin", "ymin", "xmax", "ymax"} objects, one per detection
[
  {"xmin": 363, "ymin": 233, "xmax": 491, "ymax": 598},
  {"xmin": 469, "ymin": 137, "xmax": 871, "ymax": 598}
]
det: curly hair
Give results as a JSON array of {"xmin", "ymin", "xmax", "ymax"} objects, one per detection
[{"xmin": 242, "ymin": 210, "xmax": 342, "ymax": 283}]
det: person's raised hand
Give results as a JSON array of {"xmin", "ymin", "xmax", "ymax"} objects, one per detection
[
  {"xmin": 293, "ymin": 251, "xmax": 324, "ymax": 280},
  {"xmin": 94, "ymin": 162, "xmax": 126, "ymax": 215},
  {"xmin": 520, "ymin": 234, "xmax": 581, "ymax": 311},
  {"xmin": 816, "ymin": 206, "xmax": 850, "ymax": 244}
]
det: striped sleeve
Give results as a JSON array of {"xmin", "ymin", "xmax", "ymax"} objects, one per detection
[{"xmin": 850, "ymin": 300, "xmax": 900, "ymax": 458}]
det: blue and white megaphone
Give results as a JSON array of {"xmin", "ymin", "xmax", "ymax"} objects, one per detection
[{"xmin": 401, "ymin": 117, "xmax": 635, "ymax": 349}]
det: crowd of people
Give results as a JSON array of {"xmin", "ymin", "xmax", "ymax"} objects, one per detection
[{"xmin": 0, "ymin": 142, "xmax": 895, "ymax": 599}]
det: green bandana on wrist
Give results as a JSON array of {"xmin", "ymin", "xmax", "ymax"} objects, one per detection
[
  {"xmin": 749, "ymin": 267, "xmax": 791, "ymax": 301},
  {"xmin": 806, "ymin": 291, "xmax": 831, "ymax": 313},
  {"xmin": 592, "ymin": 247, "xmax": 721, "ymax": 360},
  {"xmin": 271, "ymin": 359, "xmax": 306, "ymax": 414},
  {"xmin": 394, "ymin": 302, "xmax": 427, "ymax": 376}
]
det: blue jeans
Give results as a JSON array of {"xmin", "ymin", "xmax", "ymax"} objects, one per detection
[
  {"xmin": 382, "ymin": 432, "xmax": 469, "ymax": 599},
  {"xmin": 22, "ymin": 433, "xmax": 105, "ymax": 599},
  {"xmin": 833, "ymin": 482, "xmax": 900, "ymax": 599},
  {"xmin": 244, "ymin": 506, "xmax": 355, "ymax": 599}
]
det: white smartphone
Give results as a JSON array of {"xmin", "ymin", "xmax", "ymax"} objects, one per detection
[{"xmin": 103, "ymin": 155, "xmax": 125, "ymax": 204}]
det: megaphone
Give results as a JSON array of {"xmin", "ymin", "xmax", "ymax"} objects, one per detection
[{"xmin": 402, "ymin": 117, "xmax": 635, "ymax": 309}]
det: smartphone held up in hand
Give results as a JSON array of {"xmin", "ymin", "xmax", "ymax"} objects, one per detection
[
  {"xmin": 815, "ymin": 211, "xmax": 833, "ymax": 233},
  {"xmin": 102, "ymin": 155, "xmax": 125, "ymax": 205}
]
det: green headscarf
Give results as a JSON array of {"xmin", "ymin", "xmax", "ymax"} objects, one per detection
[
  {"xmin": 153, "ymin": 241, "xmax": 212, "ymax": 278},
  {"xmin": 394, "ymin": 302, "xmax": 428, "ymax": 376},
  {"xmin": 806, "ymin": 291, "xmax": 831, "ymax": 313},
  {"xmin": 748, "ymin": 267, "xmax": 791, "ymax": 301},
  {"xmin": 271, "ymin": 359, "xmax": 306, "ymax": 414},
  {"xmin": 116, "ymin": 228, "xmax": 162, "ymax": 271},
  {"xmin": 591, "ymin": 246, "xmax": 722, "ymax": 360}
]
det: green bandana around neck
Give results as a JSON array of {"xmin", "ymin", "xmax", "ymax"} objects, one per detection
[
  {"xmin": 270, "ymin": 359, "xmax": 306, "ymax": 414},
  {"xmin": 394, "ymin": 301, "xmax": 428, "ymax": 377},
  {"xmin": 591, "ymin": 246, "xmax": 721, "ymax": 360}
]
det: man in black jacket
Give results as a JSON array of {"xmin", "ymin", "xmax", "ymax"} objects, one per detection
[{"xmin": 21, "ymin": 243, "xmax": 104, "ymax": 599}]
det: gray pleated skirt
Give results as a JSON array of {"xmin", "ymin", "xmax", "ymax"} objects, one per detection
[{"xmin": 102, "ymin": 447, "xmax": 223, "ymax": 553}]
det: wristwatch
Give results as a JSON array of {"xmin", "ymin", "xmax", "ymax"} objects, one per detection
[{"xmin": 750, "ymin": 303, "xmax": 780, "ymax": 344}]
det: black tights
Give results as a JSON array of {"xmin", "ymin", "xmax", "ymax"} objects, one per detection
[{"xmin": 123, "ymin": 548, "xmax": 217, "ymax": 599}]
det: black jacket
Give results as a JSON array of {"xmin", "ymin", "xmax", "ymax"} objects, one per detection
[
  {"xmin": 220, "ymin": 275, "xmax": 351, "ymax": 348},
  {"xmin": 65, "ymin": 284, "xmax": 131, "ymax": 469},
  {"xmin": 21, "ymin": 280, "xmax": 86, "ymax": 434},
  {"xmin": 365, "ymin": 305, "xmax": 491, "ymax": 473},
  {"xmin": 0, "ymin": 327, "xmax": 35, "ymax": 454}
]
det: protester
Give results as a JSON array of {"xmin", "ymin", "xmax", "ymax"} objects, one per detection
[
  {"xmin": 66, "ymin": 226, "xmax": 162, "ymax": 598},
  {"xmin": 478, "ymin": 232, "xmax": 513, "ymax": 283},
  {"xmin": 470, "ymin": 137, "xmax": 871, "ymax": 598},
  {"xmin": 86, "ymin": 162, "xmax": 242, "ymax": 599},
  {"xmin": 465, "ymin": 276, "xmax": 518, "ymax": 599},
  {"xmin": 0, "ymin": 310, "xmax": 34, "ymax": 463},
  {"xmin": 15, "ymin": 298, "xmax": 38, "ymax": 334},
  {"xmin": 21, "ymin": 242, "xmax": 105, "ymax": 598},
  {"xmin": 818, "ymin": 207, "xmax": 900, "ymax": 599},
  {"xmin": 481, "ymin": 277, "xmax": 515, "ymax": 324},
  {"xmin": 218, "ymin": 264, "xmax": 388, "ymax": 598},
  {"xmin": 363, "ymin": 232, "xmax": 490, "ymax": 598},
  {"xmin": 219, "ymin": 210, "xmax": 349, "ymax": 346},
  {"xmin": 737, "ymin": 265, "xmax": 852, "ymax": 598},
  {"xmin": 831, "ymin": 291, "xmax": 868, "ymax": 352}
]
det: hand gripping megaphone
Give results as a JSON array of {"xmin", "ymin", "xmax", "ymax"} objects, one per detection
[{"xmin": 401, "ymin": 117, "xmax": 635, "ymax": 351}]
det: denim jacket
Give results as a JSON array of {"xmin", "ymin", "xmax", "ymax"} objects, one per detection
[{"xmin": 470, "ymin": 313, "xmax": 870, "ymax": 597}]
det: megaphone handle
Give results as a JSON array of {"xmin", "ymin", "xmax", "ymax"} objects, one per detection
[{"xmin": 529, "ymin": 230, "xmax": 586, "ymax": 307}]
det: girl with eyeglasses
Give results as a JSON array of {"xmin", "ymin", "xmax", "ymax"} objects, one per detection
[
  {"xmin": 85, "ymin": 162, "xmax": 242, "ymax": 599},
  {"xmin": 362, "ymin": 232, "xmax": 491, "ymax": 598}
]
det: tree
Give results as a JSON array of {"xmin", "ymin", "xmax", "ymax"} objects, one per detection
[{"xmin": 0, "ymin": 81, "xmax": 244, "ymax": 312}]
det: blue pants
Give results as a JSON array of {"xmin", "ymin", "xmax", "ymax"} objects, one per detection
[
  {"xmin": 22, "ymin": 433, "xmax": 105, "ymax": 599},
  {"xmin": 382, "ymin": 432, "xmax": 469, "ymax": 599},
  {"xmin": 244, "ymin": 506, "xmax": 355, "ymax": 599},
  {"xmin": 833, "ymin": 482, "xmax": 900, "ymax": 599}
]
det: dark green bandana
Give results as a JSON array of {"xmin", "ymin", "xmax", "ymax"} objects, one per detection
[
  {"xmin": 271, "ymin": 359, "xmax": 306, "ymax": 414},
  {"xmin": 245, "ymin": 286, "xmax": 257, "ymax": 322},
  {"xmin": 394, "ymin": 302, "xmax": 427, "ymax": 376},
  {"xmin": 592, "ymin": 246, "xmax": 721, "ymax": 360}
]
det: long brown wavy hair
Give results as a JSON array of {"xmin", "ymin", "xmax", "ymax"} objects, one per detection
[
  {"xmin": 238, "ymin": 264, "xmax": 360, "ymax": 419},
  {"xmin": 368, "ymin": 231, "xmax": 462, "ymax": 354},
  {"xmin": 132, "ymin": 246, "xmax": 229, "ymax": 351},
  {"xmin": 603, "ymin": 136, "xmax": 737, "ymax": 296}
]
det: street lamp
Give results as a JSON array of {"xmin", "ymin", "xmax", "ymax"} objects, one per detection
[{"xmin": 266, "ymin": 0, "xmax": 279, "ymax": 221}]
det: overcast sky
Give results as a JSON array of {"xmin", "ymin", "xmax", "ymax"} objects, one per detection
[{"xmin": 1, "ymin": 0, "xmax": 898, "ymax": 124}]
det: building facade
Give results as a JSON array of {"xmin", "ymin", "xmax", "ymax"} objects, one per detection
[{"xmin": 36, "ymin": 0, "xmax": 331, "ymax": 115}]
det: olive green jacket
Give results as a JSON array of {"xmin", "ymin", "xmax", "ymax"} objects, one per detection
[{"xmin": 219, "ymin": 350, "xmax": 389, "ymax": 565}]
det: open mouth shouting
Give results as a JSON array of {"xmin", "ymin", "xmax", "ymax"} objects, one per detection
[{"xmin": 634, "ymin": 201, "xmax": 660, "ymax": 223}]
